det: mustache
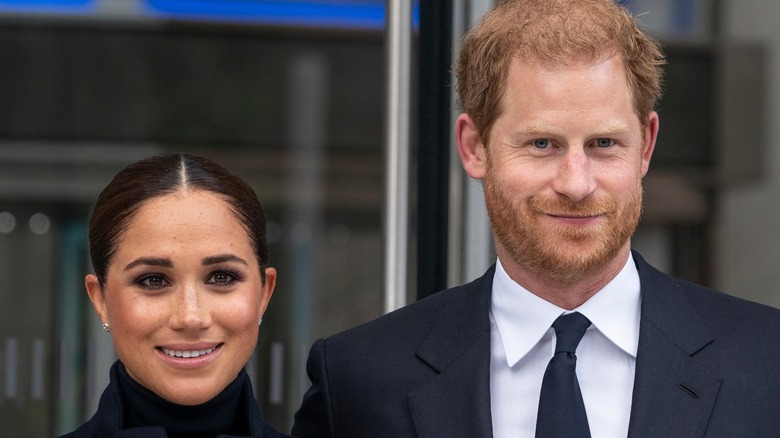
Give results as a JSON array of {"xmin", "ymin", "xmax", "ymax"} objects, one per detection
[{"xmin": 527, "ymin": 196, "xmax": 616, "ymax": 216}]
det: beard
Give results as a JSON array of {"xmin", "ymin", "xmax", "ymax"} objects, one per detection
[{"xmin": 483, "ymin": 171, "xmax": 642, "ymax": 285}]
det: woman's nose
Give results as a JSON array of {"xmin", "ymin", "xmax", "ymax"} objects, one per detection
[{"xmin": 170, "ymin": 284, "xmax": 211, "ymax": 330}]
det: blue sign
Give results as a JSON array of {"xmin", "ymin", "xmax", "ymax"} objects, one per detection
[
  {"xmin": 0, "ymin": 0, "xmax": 94, "ymax": 13},
  {"xmin": 145, "ymin": 0, "xmax": 396, "ymax": 29}
]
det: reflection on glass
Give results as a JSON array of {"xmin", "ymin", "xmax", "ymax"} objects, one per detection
[{"xmin": 0, "ymin": 11, "xmax": 385, "ymax": 435}]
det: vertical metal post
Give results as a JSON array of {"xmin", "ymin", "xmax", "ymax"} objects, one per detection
[
  {"xmin": 384, "ymin": 0, "xmax": 412, "ymax": 313},
  {"xmin": 448, "ymin": 0, "xmax": 497, "ymax": 287},
  {"xmin": 447, "ymin": 0, "xmax": 468, "ymax": 289},
  {"xmin": 285, "ymin": 52, "xmax": 328, "ymax": 409}
]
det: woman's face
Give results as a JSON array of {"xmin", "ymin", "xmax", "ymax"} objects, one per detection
[{"xmin": 85, "ymin": 190, "xmax": 276, "ymax": 405}]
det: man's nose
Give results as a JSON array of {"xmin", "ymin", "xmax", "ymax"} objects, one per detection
[{"xmin": 551, "ymin": 147, "xmax": 596, "ymax": 202}]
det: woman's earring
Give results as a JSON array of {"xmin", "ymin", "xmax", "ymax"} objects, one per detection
[
  {"xmin": 101, "ymin": 322, "xmax": 111, "ymax": 333},
  {"xmin": 258, "ymin": 316, "xmax": 263, "ymax": 326}
]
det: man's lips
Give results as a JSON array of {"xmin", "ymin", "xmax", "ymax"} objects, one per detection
[
  {"xmin": 545, "ymin": 212, "xmax": 605, "ymax": 220},
  {"xmin": 548, "ymin": 214, "xmax": 600, "ymax": 218},
  {"xmin": 544, "ymin": 213, "xmax": 606, "ymax": 227}
]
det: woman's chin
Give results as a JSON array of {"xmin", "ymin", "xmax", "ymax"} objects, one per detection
[{"xmin": 157, "ymin": 385, "xmax": 223, "ymax": 406}]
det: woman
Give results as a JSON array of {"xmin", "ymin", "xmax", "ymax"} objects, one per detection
[{"xmin": 61, "ymin": 153, "xmax": 290, "ymax": 437}]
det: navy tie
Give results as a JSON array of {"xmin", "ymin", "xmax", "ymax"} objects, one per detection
[{"xmin": 535, "ymin": 312, "xmax": 592, "ymax": 438}]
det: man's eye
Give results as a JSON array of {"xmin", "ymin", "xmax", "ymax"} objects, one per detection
[
  {"xmin": 138, "ymin": 275, "xmax": 168, "ymax": 289},
  {"xmin": 533, "ymin": 139, "xmax": 550, "ymax": 149},
  {"xmin": 595, "ymin": 138, "xmax": 614, "ymax": 148}
]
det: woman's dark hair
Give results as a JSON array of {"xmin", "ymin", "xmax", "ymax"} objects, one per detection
[{"xmin": 89, "ymin": 153, "xmax": 269, "ymax": 287}]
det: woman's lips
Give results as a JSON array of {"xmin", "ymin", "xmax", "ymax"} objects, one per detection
[
  {"xmin": 161, "ymin": 347, "xmax": 216, "ymax": 358},
  {"xmin": 156, "ymin": 343, "xmax": 223, "ymax": 361}
]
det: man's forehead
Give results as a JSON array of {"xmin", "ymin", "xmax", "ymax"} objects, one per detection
[{"xmin": 508, "ymin": 50, "xmax": 622, "ymax": 71}]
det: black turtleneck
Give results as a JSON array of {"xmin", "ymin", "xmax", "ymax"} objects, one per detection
[{"xmin": 116, "ymin": 362, "xmax": 252, "ymax": 438}]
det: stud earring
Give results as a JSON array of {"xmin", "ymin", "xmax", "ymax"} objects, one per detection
[
  {"xmin": 101, "ymin": 322, "xmax": 111, "ymax": 333},
  {"xmin": 258, "ymin": 316, "xmax": 263, "ymax": 326}
]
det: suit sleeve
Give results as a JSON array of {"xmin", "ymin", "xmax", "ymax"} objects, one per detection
[{"xmin": 292, "ymin": 339, "xmax": 336, "ymax": 438}]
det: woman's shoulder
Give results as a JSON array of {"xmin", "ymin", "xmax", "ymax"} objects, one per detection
[
  {"xmin": 59, "ymin": 419, "xmax": 291, "ymax": 438},
  {"xmin": 258, "ymin": 422, "xmax": 296, "ymax": 438}
]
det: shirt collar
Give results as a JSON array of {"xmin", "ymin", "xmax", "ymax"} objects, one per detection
[{"xmin": 491, "ymin": 253, "xmax": 641, "ymax": 367}]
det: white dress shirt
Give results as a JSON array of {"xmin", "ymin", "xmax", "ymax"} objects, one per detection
[{"xmin": 490, "ymin": 253, "xmax": 641, "ymax": 438}]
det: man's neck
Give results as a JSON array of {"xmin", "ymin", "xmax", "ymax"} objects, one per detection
[{"xmin": 496, "ymin": 245, "xmax": 632, "ymax": 310}]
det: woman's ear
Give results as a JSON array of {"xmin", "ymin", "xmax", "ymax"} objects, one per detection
[
  {"xmin": 258, "ymin": 267, "xmax": 277, "ymax": 316},
  {"xmin": 85, "ymin": 274, "xmax": 109, "ymax": 325}
]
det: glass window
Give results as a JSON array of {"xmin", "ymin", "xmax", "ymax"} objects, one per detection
[{"xmin": 0, "ymin": 2, "xmax": 388, "ymax": 433}]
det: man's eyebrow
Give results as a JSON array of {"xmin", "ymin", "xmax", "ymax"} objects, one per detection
[
  {"xmin": 124, "ymin": 257, "xmax": 173, "ymax": 271},
  {"xmin": 591, "ymin": 123, "xmax": 632, "ymax": 136},
  {"xmin": 513, "ymin": 123, "xmax": 631, "ymax": 137},
  {"xmin": 202, "ymin": 254, "xmax": 249, "ymax": 266}
]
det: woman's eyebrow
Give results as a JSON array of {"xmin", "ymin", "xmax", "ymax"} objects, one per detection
[
  {"xmin": 202, "ymin": 254, "xmax": 249, "ymax": 266},
  {"xmin": 124, "ymin": 257, "xmax": 173, "ymax": 271}
]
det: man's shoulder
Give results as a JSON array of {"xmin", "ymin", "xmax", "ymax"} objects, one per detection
[
  {"xmin": 322, "ymin": 266, "xmax": 494, "ymax": 351},
  {"xmin": 636, "ymin": 252, "xmax": 780, "ymax": 336},
  {"xmin": 682, "ymin": 277, "xmax": 780, "ymax": 334}
]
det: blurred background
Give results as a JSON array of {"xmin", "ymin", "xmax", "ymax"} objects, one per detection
[{"xmin": 0, "ymin": 0, "xmax": 778, "ymax": 435}]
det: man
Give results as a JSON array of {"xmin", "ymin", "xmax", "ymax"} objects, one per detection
[{"xmin": 293, "ymin": 0, "xmax": 780, "ymax": 437}]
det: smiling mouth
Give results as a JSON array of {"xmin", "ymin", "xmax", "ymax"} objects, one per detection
[{"xmin": 160, "ymin": 345, "xmax": 221, "ymax": 358}]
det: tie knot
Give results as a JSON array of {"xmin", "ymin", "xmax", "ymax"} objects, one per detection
[{"xmin": 552, "ymin": 312, "xmax": 591, "ymax": 354}]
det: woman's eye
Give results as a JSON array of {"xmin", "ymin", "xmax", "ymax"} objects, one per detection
[
  {"xmin": 532, "ymin": 139, "xmax": 550, "ymax": 149},
  {"xmin": 138, "ymin": 275, "xmax": 169, "ymax": 289},
  {"xmin": 595, "ymin": 138, "xmax": 614, "ymax": 148},
  {"xmin": 207, "ymin": 271, "xmax": 236, "ymax": 286}
]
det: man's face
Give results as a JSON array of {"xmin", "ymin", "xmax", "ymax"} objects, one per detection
[{"xmin": 481, "ymin": 55, "xmax": 657, "ymax": 285}]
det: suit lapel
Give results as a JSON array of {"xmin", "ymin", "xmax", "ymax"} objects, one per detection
[
  {"xmin": 627, "ymin": 253, "xmax": 722, "ymax": 438},
  {"xmin": 408, "ymin": 266, "xmax": 495, "ymax": 438},
  {"xmin": 402, "ymin": 255, "xmax": 725, "ymax": 437}
]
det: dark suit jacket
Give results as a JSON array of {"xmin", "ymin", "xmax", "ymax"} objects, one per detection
[{"xmin": 292, "ymin": 251, "xmax": 780, "ymax": 437}]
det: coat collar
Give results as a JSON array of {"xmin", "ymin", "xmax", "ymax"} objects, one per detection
[
  {"xmin": 408, "ymin": 265, "xmax": 495, "ymax": 438},
  {"xmin": 68, "ymin": 361, "xmax": 280, "ymax": 438},
  {"xmin": 627, "ymin": 251, "xmax": 721, "ymax": 438}
]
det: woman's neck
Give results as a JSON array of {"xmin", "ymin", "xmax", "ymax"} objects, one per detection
[{"xmin": 116, "ymin": 362, "xmax": 251, "ymax": 438}]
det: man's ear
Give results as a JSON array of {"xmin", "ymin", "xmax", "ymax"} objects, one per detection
[
  {"xmin": 641, "ymin": 111, "xmax": 659, "ymax": 177},
  {"xmin": 456, "ymin": 113, "xmax": 488, "ymax": 180},
  {"xmin": 85, "ymin": 274, "xmax": 109, "ymax": 325}
]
